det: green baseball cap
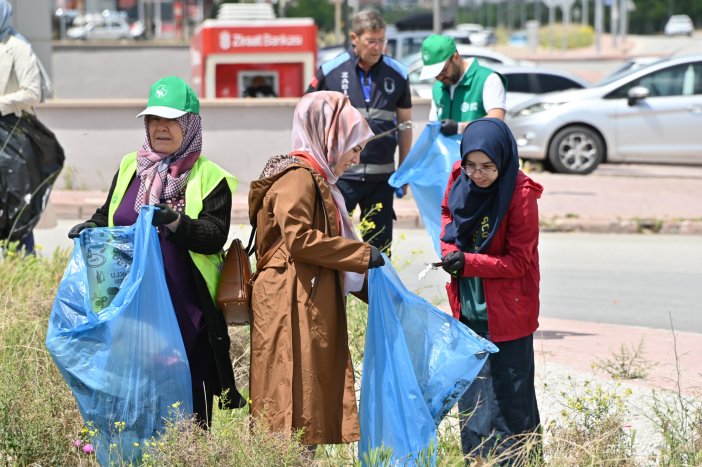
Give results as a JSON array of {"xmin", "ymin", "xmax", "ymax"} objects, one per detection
[
  {"xmin": 136, "ymin": 76, "xmax": 200, "ymax": 119},
  {"xmin": 419, "ymin": 35, "xmax": 457, "ymax": 80}
]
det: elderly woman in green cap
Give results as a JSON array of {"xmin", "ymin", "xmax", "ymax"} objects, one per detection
[{"xmin": 67, "ymin": 76, "xmax": 246, "ymax": 426}]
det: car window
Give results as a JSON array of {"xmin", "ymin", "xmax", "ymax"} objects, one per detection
[
  {"xmin": 539, "ymin": 74, "xmax": 584, "ymax": 92},
  {"xmin": 401, "ymin": 37, "xmax": 425, "ymax": 58},
  {"xmin": 504, "ymin": 73, "xmax": 532, "ymax": 93},
  {"xmin": 694, "ymin": 65, "xmax": 702, "ymax": 95},
  {"xmin": 679, "ymin": 63, "xmax": 702, "ymax": 95},
  {"xmin": 607, "ymin": 62, "xmax": 702, "ymax": 98},
  {"xmin": 385, "ymin": 39, "xmax": 397, "ymax": 58}
]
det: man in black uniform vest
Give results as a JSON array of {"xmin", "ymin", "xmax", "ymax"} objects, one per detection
[{"xmin": 307, "ymin": 10, "xmax": 413, "ymax": 254}]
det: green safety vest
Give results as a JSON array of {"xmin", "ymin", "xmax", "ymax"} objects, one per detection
[
  {"xmin": 432, "ymin": 60, "xmax": 506, "ymax": 122},
  {"xmin": 108, "ymin": 152, "xmax": 238, "ymax": 302}
]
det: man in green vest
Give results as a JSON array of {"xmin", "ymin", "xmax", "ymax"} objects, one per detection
[{"xmin": 419, "ymin": 35, "xmax": 506, "ymax": 135}]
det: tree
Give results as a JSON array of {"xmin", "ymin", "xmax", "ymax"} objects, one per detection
[{"xmin": 284, "ymin": 0, "xmax": 335, "ymax": 32}]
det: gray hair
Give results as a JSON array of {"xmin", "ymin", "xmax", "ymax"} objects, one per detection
[{"xmin": 351, "ymin": 10, "xmax": 386, "ymax": 36}]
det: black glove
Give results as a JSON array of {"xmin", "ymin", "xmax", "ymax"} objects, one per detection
[
  {"xmin": 152, "ymin": 203, "xmax": 179, "ymax": 226},
  {"xmin": 67, "ymin": 221, "xmax": 97, "ymax": 239},
  {"xmin": 441, "ymin": 251, "xmax": 465, "ymax": 275},
  {"xmin": 368, "ymin": 245, "xmax": 385, "ymax": 269},
  {"xmin": 440, "ymin": 119, "xmax": 459, "ymax": 136}
]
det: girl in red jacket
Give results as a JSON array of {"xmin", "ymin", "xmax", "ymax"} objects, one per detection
[{"xmin": 440, "ymin": 118, "xmax": 543, "ymax": 464}]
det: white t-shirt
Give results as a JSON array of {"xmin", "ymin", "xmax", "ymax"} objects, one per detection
[{"xmin": 428, "ymin": 58, "xmax": 506, "ymax": 121}]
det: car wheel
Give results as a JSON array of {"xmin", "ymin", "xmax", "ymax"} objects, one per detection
[{"xmin": 548, "ymin": 125, "xmax": 604, "ymax": 175}]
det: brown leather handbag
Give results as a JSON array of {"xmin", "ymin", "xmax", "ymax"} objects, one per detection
[{"xmin": 216, "ymin": 231, "xmax": 255, "ymax": 325}]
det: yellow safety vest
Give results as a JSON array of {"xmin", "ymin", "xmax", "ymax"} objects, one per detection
[{"xmin": 108, "ymin": 152, "xmax": 237, "ymax": 302}]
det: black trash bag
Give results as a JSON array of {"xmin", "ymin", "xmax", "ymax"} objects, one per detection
[{"xmin": 0, "ymin": 113, "xmax": 65, "ymax": 242}]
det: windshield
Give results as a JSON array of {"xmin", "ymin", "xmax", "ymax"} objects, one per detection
[{"xmin": 596, "ymin": 58, "xmax": 665, "ymax": 86}]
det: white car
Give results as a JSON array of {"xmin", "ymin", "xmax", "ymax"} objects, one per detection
[
  {"xmin": 453, "ymin": 23, "xmax": 494, "ymax": 47},
  {"xmin": 66, "ymin": 12, "xmax": 131, "ymax": 40},
  {"xmin": 405, "ymin": 45, "xmax": 536, "ymax": 99},
  {"xmin": 664, "ymin": 15, "xmax": 694, "ymax": 36},
  {"xmin": 506, "ymin": 54, "xmax": 702, "ymax": 174}
]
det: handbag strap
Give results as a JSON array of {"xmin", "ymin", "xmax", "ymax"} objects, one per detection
[
  {"xmin": 254, "ymin": 237, "xmax": 284, "ymax": 273},
  {"xmin": 249, "ymin": 166, "xmax": 326, "ymax": 277},
  {"xmin": 245, "ymin": 226, "xmax": 256, "ymax": 257}
]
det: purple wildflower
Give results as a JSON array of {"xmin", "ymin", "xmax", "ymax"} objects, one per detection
[{"xmin": 82, "ymin": 443, "xmax": 95, "ymax": 454}]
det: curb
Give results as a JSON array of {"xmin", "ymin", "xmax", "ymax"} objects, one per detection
[
  {"xmin": 539, "ymin": 218, "xmax": 702, "ymax": 235},
  {"xmin": 47, "ymin": 191, "xmax": 702, "ymax": 235}
]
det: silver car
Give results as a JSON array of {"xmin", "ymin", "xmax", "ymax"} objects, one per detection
[
  {"xmin": 506, "ymin": 54, "xmax": 702, "ymax": 174},
  {"xmin": 410, "ymin": 63, "xmax": 588, "ymax": 111}
]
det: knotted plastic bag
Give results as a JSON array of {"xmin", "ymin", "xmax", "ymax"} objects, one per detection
[
  {"xmin": 0, "ymin": 112, "xmax": 64, "ymax": 243},
  {"xmin": 46, "ymin": 206, "xmax": 192, "ymax": 466},
  {"xmin": 359, "ymin": 257, "xmax": 498, "ymax": 465},
  {"xmin": 389, "ymin": 122, "xmax": 460, "ymax": 258}
]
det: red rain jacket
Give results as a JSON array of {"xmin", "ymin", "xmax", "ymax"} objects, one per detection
[{"xmin": 440, "ymin": 162, "xmax": 544, "ymax": 343}]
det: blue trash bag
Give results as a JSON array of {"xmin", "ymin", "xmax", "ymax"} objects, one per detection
[
  {"xmin": 46, "ymin": 206, "xmax": 193, "ymax": 466},
  {"xmin": 359, "ymin": 256, "xmax": 498, "ymax": 465},
  {"xmin": 389, "ymin": 122, "xmax": 461, "ymax": 258}
]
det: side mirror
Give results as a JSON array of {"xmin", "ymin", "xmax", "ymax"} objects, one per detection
[{"xmin": 627, "ymin": 86, "xmax": 650, "ymax": 106}]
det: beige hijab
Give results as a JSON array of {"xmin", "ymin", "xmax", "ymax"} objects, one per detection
[{"xmin": 291, "ymin": 91, "xmax": 374, "ymax": 293}]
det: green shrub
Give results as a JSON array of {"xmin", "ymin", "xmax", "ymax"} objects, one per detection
[{"xmin": 538, "ymin": 23, "xmax": 595, "ymax": 49}]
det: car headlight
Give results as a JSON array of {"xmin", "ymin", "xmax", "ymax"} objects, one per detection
[{"xmin": 512, "ymin": 101, "xmax": 564, "ymax": 118}]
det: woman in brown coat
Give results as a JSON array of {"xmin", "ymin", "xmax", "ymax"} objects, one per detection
[{"xmin": 248, "ymin": 91, "xmax": 385, "ymax": 445}]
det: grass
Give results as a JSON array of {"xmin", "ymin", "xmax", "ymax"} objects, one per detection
[{"xmin": 1, "ymin": 245, "xmax": 701, "ymax": 465}]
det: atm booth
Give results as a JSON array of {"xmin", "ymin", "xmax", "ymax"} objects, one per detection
[{"xmin": 191, "ymin": 19, "xmax": 318, "ymax": 98}]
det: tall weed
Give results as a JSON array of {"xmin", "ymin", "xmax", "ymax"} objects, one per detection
[
  {"xmin": 648, "ymin": 318, "xmax": 702, "ymax": 466},
  {"xmin": 544, "ymin": 377, "xmax": 636, "ymax": 465},
  {"xmin": 0, "ymin": 248, "xmax": 89, "ymax": 464}
]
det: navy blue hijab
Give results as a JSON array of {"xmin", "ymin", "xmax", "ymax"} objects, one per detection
[{"xmin": 441, "ymin": 118, "xmax": 519, "ymax": 252}]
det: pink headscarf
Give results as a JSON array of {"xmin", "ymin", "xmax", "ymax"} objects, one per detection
[{"xmin": 291, "ymin": 91, "xmax": 374, "ymax": 292}]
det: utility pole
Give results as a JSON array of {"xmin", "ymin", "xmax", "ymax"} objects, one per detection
[
  {"xmin": 342, "ymin": 0, "xmax": 349, "ymax": 49},
  {"xmin": 335, "ymin": 0, "xmax": 341, "ymax": 44},
  {"xmin": 619, "ymin": 0, "xmax": 627, "ymax": 45},
  {"xmin": 561, "ymin": 0, "xmax": 575, "ymax": 51},
  {"xmin": 594, "ymin": 0, "xmax": 603, "ymax": 53},
  {"xmin": 543, "ymin": 0, "xmax": 558, "ymax": 51},
  {"xmin": 433, "ymin": 0, "xmax": 441, "ymax": 33},
  {"xmin": 610, "ymin": 0, "xmax": 618, "ymax": 48}
]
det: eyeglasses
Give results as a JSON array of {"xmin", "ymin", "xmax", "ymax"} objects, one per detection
[
  {"xmin": 462, "ymin": 165, "xmax": 498, "ymax": 177},
  {"xmin": 362, "ymin": 37, "xmax": 387, "ymax": 47}
]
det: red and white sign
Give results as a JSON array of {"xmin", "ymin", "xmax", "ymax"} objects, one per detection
[{"xmin": 191, "ymin": 19, "xmax": 318, "ymax": 98}]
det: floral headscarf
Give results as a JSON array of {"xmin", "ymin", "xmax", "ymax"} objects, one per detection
[{"xmin": 134, "ymin": 113, "xmax": 202, "ymax": 213}]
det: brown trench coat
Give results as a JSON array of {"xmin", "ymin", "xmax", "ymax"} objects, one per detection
[{"xmin": 247, "ymin": 162, "xmax": 371, "ymax": 445}]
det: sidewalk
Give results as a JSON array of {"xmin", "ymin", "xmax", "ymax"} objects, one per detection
[
  {"xmin": 46, "ymin": 164, "xmax": 702, "ymax": 234},
  {"xmin": 494, "ymin": 33, "xmax": 637, "ymax": 62}
]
